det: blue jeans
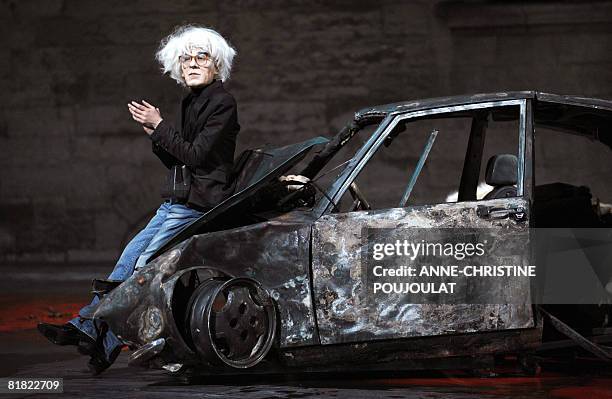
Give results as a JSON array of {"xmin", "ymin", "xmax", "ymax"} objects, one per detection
[{"xmin": 69, "ymin": 202, "xmax": 204, "ymax": 363}]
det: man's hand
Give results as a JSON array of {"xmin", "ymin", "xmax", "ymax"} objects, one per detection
[
  {"xmin": 127, "ymin": 100, "xmax": 163, "ymax": 136},
  {"xmin": 279, "ymin": 175, "xmax": 310, "ymax": 191}
]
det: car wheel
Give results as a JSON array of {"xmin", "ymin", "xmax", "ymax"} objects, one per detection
[{"xmin": 188, "ymin": 277, "xmax": 277, "ymax": 368}]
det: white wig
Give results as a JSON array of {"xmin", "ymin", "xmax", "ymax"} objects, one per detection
[{"xmin": 156, "ymin": 25, "xmax": 237, "ymax": 85}]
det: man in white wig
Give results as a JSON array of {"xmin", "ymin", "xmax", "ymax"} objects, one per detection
[{"xmin": 38, "ymin": 25, "xmax": 240, "ymax": 374}]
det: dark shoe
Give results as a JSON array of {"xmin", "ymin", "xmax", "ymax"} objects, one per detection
[
  {"xmin": 87, "ymin": 354, "xmax": 112, "ymax": 376},
  {"xmin": 78, "ymin": 339, "xmax": 108, "ymax": 375},
  {"xmin": 37, "ymin": 323, "xmax": 88, "ymax": 346},
  {"xmin": 80, "ymin": 343, "xmax": 121, "ymax": 376}
]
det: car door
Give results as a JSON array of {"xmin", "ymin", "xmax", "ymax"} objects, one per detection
[{"xmin": 311, "ymin": 100, "xmax": 535, "ymax": 345}]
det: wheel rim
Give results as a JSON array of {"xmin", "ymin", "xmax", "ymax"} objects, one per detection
[{"xmin": 190, "ymin": 277, "xmax": 276, "ymax": 368}]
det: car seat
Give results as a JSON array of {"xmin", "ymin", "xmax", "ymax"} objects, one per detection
[{"xmin": 483, "ymin": 154, "xmax": 518, "ymax": 200}]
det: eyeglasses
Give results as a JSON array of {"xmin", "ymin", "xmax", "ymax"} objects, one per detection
[{"xmin": 179, "ymin": 52, "xmax": 212, "ymax": 67}]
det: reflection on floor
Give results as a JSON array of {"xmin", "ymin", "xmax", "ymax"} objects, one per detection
[{"xmin": 0, "ymin": 268, "xmax": 611, "ymax": 399}]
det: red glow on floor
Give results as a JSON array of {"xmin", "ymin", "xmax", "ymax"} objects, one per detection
[
  {"xmin": 0, "ymin": 299, "xmax": 82, "ymax": 332},
  {"xmin": 366, "ymin": 373, "xmax": 612, "ymax": 398},
  {"xmin": 551, "ymin": 386, "xmax": 612, "ymax": 399}
]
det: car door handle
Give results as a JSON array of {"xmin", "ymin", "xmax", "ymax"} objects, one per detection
[{"xmin": 477, "ymin": 205, "xmax": 527, "ymax": 222}]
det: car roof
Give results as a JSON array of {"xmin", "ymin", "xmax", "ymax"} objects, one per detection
[{"xmin": 354, "ymin": 91, "xmax": 612, "ymax": 123}]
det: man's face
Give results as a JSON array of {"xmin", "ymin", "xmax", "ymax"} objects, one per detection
[{"xmin": 180, "ymin": 48, "xmax": 217, "ymax": 88}]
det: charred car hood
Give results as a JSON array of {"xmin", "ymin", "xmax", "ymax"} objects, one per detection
[{"xmin": 150, "ymin": 136, "xmax": 328, "ymax": 260}]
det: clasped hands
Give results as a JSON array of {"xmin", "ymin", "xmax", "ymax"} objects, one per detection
[
  {"xmin": 127, "ymin": 100, "xmax": 163, "ymax": 135},
  {"xmin": 127, "ymin": 100, "xmax": 309, "ymax": 192}
]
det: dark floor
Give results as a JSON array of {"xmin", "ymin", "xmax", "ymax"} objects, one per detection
[{"xmin": 1, "ymin": 265, "xmax": 611, "ymax": 399}]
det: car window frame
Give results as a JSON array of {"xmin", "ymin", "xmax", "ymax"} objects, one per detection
[{"xmin": 314, "ymin": 99, "xmax": 528, "ymax": 216}]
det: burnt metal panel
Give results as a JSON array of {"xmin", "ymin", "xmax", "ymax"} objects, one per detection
[
  {"xmin": 536, "ymin": 92, "xmax": 612, "ymax": 111},
  {"xmin": 280, "ymin": 325, "xmax": 542, "ymax": 369},
  {"xmin": 354, "ymin": 91, "xmax": 612, "ymax": 129},
  {"xmin": 534, "ymin": 95, "xmax": 612, "ymax": 150},
  {"xmin": 87, "ymin": 247, "xmax": 205, "ymax": 365},
  {"xmin": 88, "ymin": 216, "xmax": 316, "ymax": 362},
  {"xmin": 518, "ymin": 100, "xmax": 527, "ymax": 196},
  {"xmin": 174, "ymin": 219, "xmax": 317, "ymax": 348},
  {"xmin": 523, "ymin": 99, "xmax": 535, "ymax": 206},
  {"xmin": 312, "ymin": 198, "xmax": 534, "ymax": 345},
  {"xmin": 354, "ymin": 91, "xmax": 536, "ymax": 123}
]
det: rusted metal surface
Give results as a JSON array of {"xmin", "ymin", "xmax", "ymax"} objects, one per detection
[
  {"xmin": 89, "ymin": 220, "xmax": 317, "ymax": 366},
  {"xmin": 280, "ymin": 325, "xmax": 542, "ymax": 370},
  {"xmin": 354, "ymin": 91, "xmax": 612, "ymax": 123},
  {"xmin": 354, "ymin": 92, "xmax": 536, "ymax": 123},
  {"xmin": 87, "ymin": 247, "xmax": 206, "ymax": 365},
  {"xmin": 175, "ymin": 220, "xmax": 317, "ymax": 348},
  {"xmin": 312, "ymin": 198, "xmax": 533, "ymax": 345},
  {"xmin": 538, "ymin": 307, "xmax": 612, "ymax": 361},
  {"xmin": 300, "ymin": 121, "xmax": 361, "ymax": 179},
  {"xmin": 89, "ymin": 195, "xmax": 536, "ymax": 366}
]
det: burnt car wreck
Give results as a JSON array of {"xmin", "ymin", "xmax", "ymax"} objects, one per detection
[{"xmin": 84, "ymin": 91, "xmax": 612, "ymax": 375}]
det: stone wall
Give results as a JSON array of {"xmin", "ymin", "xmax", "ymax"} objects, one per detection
[{"xmin": 1, "ymin": 0, "xmax": 612, "ymax": 265}]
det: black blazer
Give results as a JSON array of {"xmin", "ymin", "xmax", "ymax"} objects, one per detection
[{"xmin": 150, "ymin": 80, "xmax": 240, "ymax": 209}]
